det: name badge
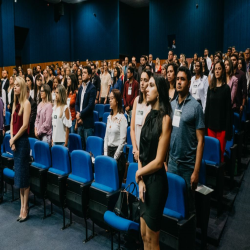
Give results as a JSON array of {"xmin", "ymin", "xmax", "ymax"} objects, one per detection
[
  {"xmin": 128, "ymin": 87, "xmax": 132, "ymax": 95},
  {"xmin": 52, "ymin": 93, "xmax": 56, "ymax": 101},
  {"xmin": 192, "ymin": 84, "xmax": 197, "ymax": 95},
  {"xmin": 135, "ymin": 110, "xmax": 144, "ymax": 125},
  {"xmin": 172, "ymin": 109, "xmax": 182, "ymax": 128},
  {"xmin": 67, "ymin": 98, "xmax": 71, "ymax": 107},
  {"xmin": 54, "ymin": 115, "xmax": 57, "ymax": 119}
]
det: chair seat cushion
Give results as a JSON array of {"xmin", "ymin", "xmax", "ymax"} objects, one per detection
[
  {"xmin": 68, "ymin": 174, "xmax": 88, "ymax": 184},
  {"xmin": 48, "ymin": 168, "xmax": 68, "ymax": 176},
  {"xmin": 163, "ymin": 208, "xmax": 184, "ymax": 220},
  {"xmin": 31, "ymin": 162, "xmax": 49, "ymax": 170},
  {"xmin": 204, "ymin": 160, "xmax": 219, "ymax": 167},
  {"xmin": 3, "ymin": 168, "xmax": 15, "ymax": 178},
  {"xmin": 104, "ymin": 211, "xmax": 139, "ymax": 232},
  {"xmin": 2, "ymin": 153, "xmax": 13, "ymax": 159},
  {"xmin": 91, "ymin": 182, "xmax": 114, "ymax": 193}
]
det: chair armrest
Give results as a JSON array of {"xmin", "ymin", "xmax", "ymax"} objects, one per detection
[
  {"xmin": 80, "ymin": 180, "xmax": 93, "ymax": 189},
  {"xmin": 177, "ymin": 214, "xmax": 196, "ymax": 227},
  {"xmin": 106, "ymin": 189, "xmax": 122, "ymax": 210}
]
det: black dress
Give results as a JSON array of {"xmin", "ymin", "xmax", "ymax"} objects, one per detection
[{"xmin": 139, "ymin": 110, "xmax": 168, "ymax": 232}]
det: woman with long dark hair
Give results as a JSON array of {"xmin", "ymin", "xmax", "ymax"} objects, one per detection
[
  {"xmin": 104, "ymin": 89, "xmax": 127, "ymax": 187},
  {"xmin": 131, "ymin": 70, "xmax": 152, "ymax": 162},
  {"xmin": 67, "ymin": 73, "xmax": 78, "ymax": 133},
  {"xmin": 9, "ymin": 76, "xmax": 31, "ymax": 222},
  {"xmin": 201, "ymin": 57, "xmax": 209, "ymax": 76},
  {"xmin": 26, "ymin": 75, "xmax": 34, "ymax": 99},
  {"xmin": 7, "ymin": 75, "xmax": 15, "ymax": 112},
  {"xmin": 189, "ymin": 53, "xmax": 198, "ymax": 76},
  {"xmin": 136, "ymin": 75, "xmax": 172, "ymax": 250},
  {"xmin": 224, "ymin": 58, "xmax": 238, "ymax": 107},
  {"xmin": 110, "ymin": 66, "xmax": 123, "ymax": 94},
  {"xmin": 238, "ymin": 57, "xmax": 246, "ymax": 73},
  {"xmin": 190, "ymin": 61, "xmax": 209, "ymax": 113},
  {"xmin": 34, "ymin": 74, "xmax": 43, "ymax": 105},
  {"xmin": 166, "ymin": 63, "xmax": 178, "ymax": 101},
  {"xmin": 205, "ymin": 61, "xmax": 232, "ymax": 162}
]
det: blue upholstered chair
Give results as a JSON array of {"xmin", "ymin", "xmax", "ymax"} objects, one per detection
[
  {"xmin": 94, "ymin": 122, "xmax": 106, "ymax": 140},
  {"xmin": 224, "ymin": 126, "xmax": 237, "ymax": 188},
  {"xmin": 102, "ymin": 112, "xmax": 110, "ymax": 124},
  {"xmin": 1, "ymin": 134, "xmax": 16, "ymax": 201},
  {"xmin": 88, "ymin": 156, "xmax": 120, "ymax": 235},
  {"xmin": 93, "ymin": 110, "xmax": 99, "ymax": 123},
  {"xmin": 68, "ymin": 133, "xmax": 82, "ymax": 154},
  {"xmin": 28, "ymin": 137, "xmax": 38, "ymax": 161},
  {"xmin": 127, "ymin": 126, "xmax": 132, "ymax": 145},
  {"xmin": 160, "ymin": 173, "xmax": 196, "ymax": 249},
  {"xmin": 203, "ymin": 136, "xmax": 225, "ymax": 215},
  {"xmin": 86, "ymin": 136, "xmax": 104, "ymax": 158},
  {"xmin": 66, "ymin": 150, "xmax": 94, "ymax": 242},
  {"xmin": 5, "ymin": 111, "xmax": 11, "ymax": 131},
  {"xmin": 30, "ymin": 141, "xmax": 51, "ymax": 218},
  {"xmin": 95, "ymin": 104, "xmax": 105, "ymax": 119},
  {"xmin": 104, "ymin": 104, "xmax": 111, "ymax": 113},
  {"xmin": 233, "ymin": 112, "xmax": 244, "ymax": 168},
  {"xmin": 104, "ymin": 163, "xmax": 139, "ymax": 250},
  {"xmin": 46, "ymin": 146, "xmax": 71, "ymax": 229}
]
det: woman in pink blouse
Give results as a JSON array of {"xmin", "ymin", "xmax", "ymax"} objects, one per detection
[
  {"xmin": 35, "ymin": 84, "xmax": 53, "ymax": 145},
  {"xmin": 225, "ymin": 58, "xmax": 238, "ymax": 108}
]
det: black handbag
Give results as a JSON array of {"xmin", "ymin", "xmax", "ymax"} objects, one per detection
[{"xmin": 114, "ymin": 182, "xmax": 140, "ymax": 223}]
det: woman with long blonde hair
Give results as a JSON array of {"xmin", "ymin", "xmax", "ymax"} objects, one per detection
[
  {"xmin": 9, "ymin": 76, "xmax": 31, "ymax": 222},
  {"xmin": 155, "ymin": 58, "xmax": 161, "ymax": 74},
  {"xmin": 52, "ymin": 85, "xmax": 72, "ymax": 146}
]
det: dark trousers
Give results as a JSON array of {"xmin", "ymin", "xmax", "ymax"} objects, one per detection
[{"xmin": 108, "ymin": 146, "xmax": 126, "ymax": 188}]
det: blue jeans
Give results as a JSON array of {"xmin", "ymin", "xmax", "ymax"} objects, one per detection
[
  {"xmin": 70, "ymin": 119, "xmax": 76, "ymax": 134},
  {"xmin": 77, "ymin": 126, "xmax": 94, "ymax": 150},
  {"xmin": 168, "ymin": 157, "xmax": 196, "ymax": 215}
]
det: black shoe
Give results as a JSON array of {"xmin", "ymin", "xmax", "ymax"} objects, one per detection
[
  {"xmin": 19, "ymin": 209, "xmax": 29, "ymax": 223},
  {"xmin": 17, "ymin": 216, "xmax": 21, "ymax": 221}
]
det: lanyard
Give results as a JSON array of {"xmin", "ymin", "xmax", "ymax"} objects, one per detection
[{"xmin": 177, "ymin": 95, "xmax": 188, "ymax": 112}]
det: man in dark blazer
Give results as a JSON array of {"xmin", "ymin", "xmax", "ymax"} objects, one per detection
[
  {"xmin": 27, "ymin": 86, "xmax": 37, "ymax": 138},
  {"xmin": 148, "ymin": 54, "xmax": 155, "ymax": 72},
  {"xmin": 1, "ymin": 70, "xmax": 9, "ymax": 103},
  {"xmin": 75, "ymin": 66, "xmax": 96, "ymax": 150}
]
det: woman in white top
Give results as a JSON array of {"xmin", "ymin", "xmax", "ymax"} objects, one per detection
[
  {"xmin": 104, "ymin": 89, "xmax": 127, "ymax": 187},
  {"xmin": 52, "ymin": 85, "xmax": 72, "ymax": 147},
  {"xmin": 131, "ymin": 70, "xmax": 152, "ymax": 162},
  {"xmin": 99, "ymin": 61, "xmax": 111, "ymax": 104},
  {"xmin": 7, "ymin": 75, "xmax": 15, "ymax": 112},
  {"xmin": 190, "ymin": 61, "xmax": 209, "ymax": 113},
  {"xmin": 0, "ymin": 83, "xmax": 6, "ymax": 111}
]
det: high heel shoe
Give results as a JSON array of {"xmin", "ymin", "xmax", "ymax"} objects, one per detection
[
  {"xmin": 19, "ymin": 208, "xmax": 29, "ymax": 223},
  {"xmin": 17, "ymin": 216, "xmax": 22, "ymax": 221}
]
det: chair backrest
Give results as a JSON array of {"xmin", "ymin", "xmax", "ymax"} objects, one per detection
[
  {"xmin": 104, "ymin": 104, "xmax": 111, "ymax": 113},
  {"xmin": 94, "ymin": 156, "xmax": 119, "ymax": 191},
  {"xmin": 86, "ymin": 136, "xmax": 104, "ymax": 158},
  {"xmin": 203, "ymin": 136, "xmax": 220, "ymax": 165},
  {"xmin": 93, "ymin": 110, "xmax": 99, "ymax": 123},
  {"xmin": 95, "ymin": 104, "xmax": 104, "ymax": 118},
  {"xmin": 127, "ymin": 126, "xmax": 132, "ymax": 145},
  {"xmin": 71, "ymin": 150, "xmax": 93, "ymax": 182},
  {"xmin": 34, "ymin": 141, "xmax": 51, "ymax": 169},
  {"xmin": 68, "ymin": 133, "xmax": 82, "ymax": 153},
  {"xmin": 51, "ymin": 145, "xmax": 70, "ymax": 174},
  {"xmin": 94, "ymin": 122, "xmax": 106, "ymax": 139},
  {"xmin": 29, "ymin": 137, "xmax": 38, "ymax": 160},
  {"xmin": 125, "ymin": 163, "xmax": 138, "ymax": 197},
  {"xmin": 5, "ymin": 111, "xmax": 11, "ymax": 126},
  {"xmin": 3, "ymin": 134, "xmax": 13, "ymax": 155},
  {"xmin": 233, "ymin": 112, "xmax": 241, "ymax": 133},
  {"xmin": 226, "ymin": 125, "xmax": 235, "ymax": 151},
  {"xmin": 199, "ymin": 159, "xmax": 206, "ymax": 185},
  {"xmin": 102, "ymin": 112, "xmax": 110, "ymax": 124},
  {"xmin": 165, "ymin": 172, "xmax": 187, "ymax": 218}
]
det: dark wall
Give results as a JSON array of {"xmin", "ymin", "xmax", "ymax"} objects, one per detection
[
  {"xmin": 223, "ymin": 0, "xmax": 250, "ymax": 52},
  {"xmin": 14, "ymin": 0, "xmax": 71, "ymax": 64},
  {"xmin": 149, "ymin": 0, "xmax": 224, "ymax": 58},
  {"xmin": 0, "ymin": 0, "xmax": 15, "ymax": 66},
  {"xmin": 119, "ymin": 2, "xmax": 149, "ymax": 60},
  {"xmin": 0, "ymin": 1, "xmax": 3, "ymax": 67},
  {"xmin": 71, "ymin": 0, "xmax": 119, "ymax": 61}
]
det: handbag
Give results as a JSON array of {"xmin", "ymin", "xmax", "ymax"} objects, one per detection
[{"xmin": 114, "ymin": 182, "xmax": 140, "ymax": 223}]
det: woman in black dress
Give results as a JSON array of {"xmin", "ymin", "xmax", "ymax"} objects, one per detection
[{"xmin": 136, "ymin": 75, "xmax": 172, "ymax": 250}]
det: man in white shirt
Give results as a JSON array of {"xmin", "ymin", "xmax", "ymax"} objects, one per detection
[{"xmin": 204, "ymin": 48, "xmax": 212, "ymax": 71}]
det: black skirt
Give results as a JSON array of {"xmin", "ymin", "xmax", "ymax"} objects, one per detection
[{"xmin": 108, "ymin": 146, "xmax": 126, "ymax": 188}]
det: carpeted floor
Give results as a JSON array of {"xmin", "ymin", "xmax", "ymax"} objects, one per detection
[{"xmin": 217, "ymin": 165, "xmax": 250, "ymax": 250}]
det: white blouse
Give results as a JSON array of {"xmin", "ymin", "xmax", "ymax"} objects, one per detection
[
  {"xmin": 190, "ymin": 75, "xmax": 209, "ymax": 113},
  {"xmin": 52, "ymin": 105, "xmax": 72, "ymax": 143},
  {"xmin": 30, "ymin": 89, "xmax": 34, "ymax": 99},
  {"xmin": 104, "ymin": 113, "xmax": 128, "ymax": 160},
  {"xmin": 8, "ymin": 88, "xmax": 13, "ymax": 105}
]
